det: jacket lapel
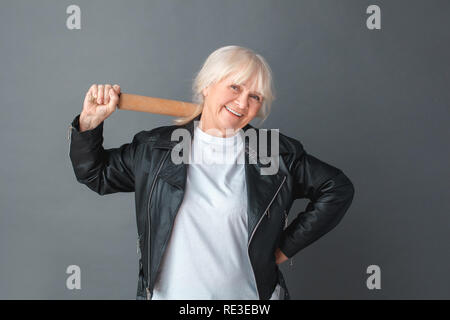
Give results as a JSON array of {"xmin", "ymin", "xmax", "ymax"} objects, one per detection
[
  {"xmin": 243, "ymin": 134, "xmax": 285, "ymax": 242},
  {"xmin": 152, "ymin": 116, "xmax": 195, "ymax": 190}
]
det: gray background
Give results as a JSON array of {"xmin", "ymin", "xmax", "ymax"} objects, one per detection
[{"xmin": 0, "ymin": 0, "xmax": 449, "ymax": 299}]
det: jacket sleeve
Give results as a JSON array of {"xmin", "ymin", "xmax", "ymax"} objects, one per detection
[
  {"xmin": 68, "ymin": 114, "xmax": 139, "ymax": 195},
  {"xmin": 279, "ymin": 141, "xmax": 355, "ymax": 258}
]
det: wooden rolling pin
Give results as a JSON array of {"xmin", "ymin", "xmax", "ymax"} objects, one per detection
[{"xmin": 117, "ymin": 93, "xmax": 200, "ymax": 117}]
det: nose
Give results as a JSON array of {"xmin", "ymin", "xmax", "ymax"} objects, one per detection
[{"xmin": 235, "ymin": 92, "xmax": 249, "ymax": 111}]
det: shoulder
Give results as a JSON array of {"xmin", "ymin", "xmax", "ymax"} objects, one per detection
[
  {"xmin": 277, "ymin": 131, "xmax": 307, "ymax": 171},
  {"xmin": 131, "ymin": 124, "xmax": 180, "ymax": 145},
  {"xmin": 278, "ymin": 130, "xmax": 345, "ymax": 181},
  {"xmin": 247, "ymin": 124, "xmax": 305, "ymax": 155},
  {"xmin": 278, "ymin": 131, "xmax": 305, "ymax": 156},
  {"xmin": 250, "ymin": 125, "xmax": 306, "ymax": 171}
]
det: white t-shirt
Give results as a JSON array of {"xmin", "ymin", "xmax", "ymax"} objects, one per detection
[{"xmin": 151, "ymin": 122, "xmax": 282, "ymax": 300}]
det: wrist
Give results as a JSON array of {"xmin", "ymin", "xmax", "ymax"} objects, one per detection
[{"xmin": 79, "ymin": 114, "xmax": 92, "ymax": 132}]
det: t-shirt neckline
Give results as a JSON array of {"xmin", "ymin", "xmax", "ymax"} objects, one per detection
[{"xmin": 194, "ymin": 122, "xmax": 243, "ymax": 147}]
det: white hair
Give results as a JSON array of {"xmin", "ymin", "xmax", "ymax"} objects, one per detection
[{"xmin": 173, "ymin": 45, "xmax": 275, "ymax": 126}]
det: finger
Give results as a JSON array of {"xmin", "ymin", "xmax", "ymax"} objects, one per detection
[
  {"xmin": 112, "ymin": 84, "xmax": 121, "ymax": 94},
  {"xmin": 91, "ymin": 84, "xmax": 98, "ymax": 101},
  {"xmin": 84, "ymin": 84, "xmax": 97, "ymax": 106},
  {"xmin": 104, "ymin": 84, "xmax": 112, "ymax": 105},
  {"xmin": 108, "ymin": 87, "xmax": 119, "ymax": 111},
  {"xmin": 84, "ymin": 89, "xmax": 95, "ymax": 106},
  {"xmin": 97, "ymin": 84, "xmax": 104, "ymax": 104}
]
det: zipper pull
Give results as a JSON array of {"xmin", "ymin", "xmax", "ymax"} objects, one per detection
[
  {"xmin": 137, "ymin": 238, "xmax": 141, "ymax": 259},
  {"xmin": 67, "ymin": 124, "xmax": 73, "ymax": 141},
  {"xmin": 67, "ymin": 124, "xmax": 74, "ymax": 158},
  {"xmin": 146, "ymin": 287, "xmax": 151, "ymax": 300}
]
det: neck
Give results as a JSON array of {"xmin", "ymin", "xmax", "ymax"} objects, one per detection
[{"xmin": 198, "ymin": 114, "xmax": 239, "ymax": 138}]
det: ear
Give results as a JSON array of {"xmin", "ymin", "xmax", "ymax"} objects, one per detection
[{"xmin": 202, "ymin": 86, "xmax": 210, "ymax": 97}]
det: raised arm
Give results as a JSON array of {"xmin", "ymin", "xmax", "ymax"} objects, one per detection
[{"xmin": 68, "ymin": 84, "xmax": 138, "ymax": 195}]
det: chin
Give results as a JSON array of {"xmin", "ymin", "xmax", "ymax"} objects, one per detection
[
  {"xmin": 219, "ymin": 111, "xmax": 244, "ymax": 129},
  {"xmin": 226, "ymin": 115, "xmax": 245, "ymax": 126}
]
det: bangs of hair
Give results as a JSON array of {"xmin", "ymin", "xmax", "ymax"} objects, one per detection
[{"xmin": 228, "ymin": 59, "xmax": 265, "ymax": 98}]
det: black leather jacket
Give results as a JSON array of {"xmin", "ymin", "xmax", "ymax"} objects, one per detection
[{"xmin": 68, "ymin": 113, "xmax": 355, "ymax": 300}]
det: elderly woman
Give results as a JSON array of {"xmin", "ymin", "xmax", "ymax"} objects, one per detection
[{"xmin": 69, "ymin": 45, "xmax": 355, "ymax": 300}]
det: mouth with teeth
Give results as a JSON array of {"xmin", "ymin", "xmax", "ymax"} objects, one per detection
[{"xmin": 224, "ymin": 105, "xmax": 243, "ymax": 117}]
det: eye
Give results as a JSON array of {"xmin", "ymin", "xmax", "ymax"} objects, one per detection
[
  {"xmin": 251, "ymin": 95, "xmax": 261, "ymax": 102},
  {"xmin": 230, "ymin": 84, "xmax": 239, "ymax": 91}
]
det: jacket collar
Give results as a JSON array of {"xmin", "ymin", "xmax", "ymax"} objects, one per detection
[
  {"xmin": 153, "ymin": 113, "xmax": 253, "ymax": 149},
  {"xmin": 153, "ymin": 113, "xmax": 289, "ymax": 157},
  {"xmin": 152, "ymin": 113, "xmax": 288, "ymax": 241}
]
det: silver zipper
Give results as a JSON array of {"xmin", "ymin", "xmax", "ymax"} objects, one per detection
[
  {"xmin": 137, "ymin": 236, "xmax": 141, "ymax": 259},
  {"xmin": 282, "ymin": 209, "xmax": 293, "ymax": 266},
  {"xmin": 247, "ymin": 175, "xmax": 286, "ymax": 298},
  {"xmin": 67, "ymin": 124, "xmax": 73, "ymax": 141},
  {"xmin": 146, "ymin": 151, "xmax": 169, "ymax": 300},
  {"xmin": 67, "ymin": 124, "xmax": 73, "ymax": 158},
  {"xmin": 284, "ymin": 210, "xmax": 288, "ymax": 230}
]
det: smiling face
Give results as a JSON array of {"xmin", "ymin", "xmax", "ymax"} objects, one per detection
[{"xmin": 199, "ymin": 73, "xmax": 264, "ymax": 137}]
